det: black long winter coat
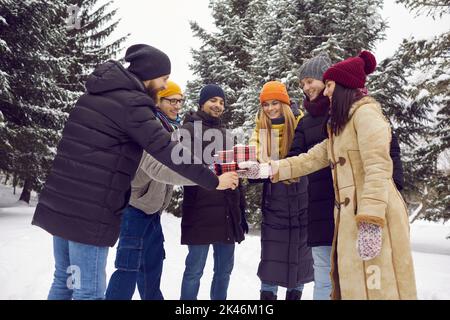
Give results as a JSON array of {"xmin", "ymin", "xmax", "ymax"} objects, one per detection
[
  {"xmin": 180, "ymin": 110, "xmax": 246, "ymax": 245},
  {"xmin": 258, "ymin": 178, "xmax": 314, "ymax": 288},
  {"xmin": 288, "ymin": 110, "xmax": 405, "ymax": 247},
  {"xmin": 251, "ymin": 115, "xmax": 314, "ymax": 289},
  {"xmin": 32, "ymin": 61, "xmax": 218, "ymax": 247}
]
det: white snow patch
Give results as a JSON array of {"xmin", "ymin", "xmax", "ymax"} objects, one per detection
[{"xmin": 0, "ymin": 184, "xmax": 448, "ymax": 300}]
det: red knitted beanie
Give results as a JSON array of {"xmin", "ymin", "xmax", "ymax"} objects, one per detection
[{"xmin": 322, "ymin": 51, "xmax": 377, "ymax": 89}]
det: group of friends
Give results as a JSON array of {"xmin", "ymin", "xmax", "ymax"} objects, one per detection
[{"xmin": 31, "ymin": 43, "xmax": 417, "ymax": 300}]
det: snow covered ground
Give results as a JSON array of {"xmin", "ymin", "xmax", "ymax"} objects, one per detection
[{"xmin": 0, "ymin": 183, "xmax": 449, "ymax": 300}]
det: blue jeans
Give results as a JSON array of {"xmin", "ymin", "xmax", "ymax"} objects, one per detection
[
  {"xmin": 181, "ymin": 243, "xmax": 235, "ymax": 300},
  {"xmin": 105, "ymin": 206, "xmax": 165, "ymax": 300},
  {"xmin": 48, "ymin": 236, "xmax": 109, "ymax": 300},
  {"xmin": 261, "ymin": 283, "xmax": 305, "ymax": 295},
  {"xmin": 312, "ymin": 246, "xmax": 332, "ymax": 300}
]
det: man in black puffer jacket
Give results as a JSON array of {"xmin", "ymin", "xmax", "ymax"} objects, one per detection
[
  {"xmin": 32, "ymin": 45, "xmax": 238, "ymax": 300},
  {"xmin": 288, "ymin": 52, "xmax": 405, "ymax": 300},
  {"xmin": 179, "ymin": 84, "xmax": 247, "ymax": 300}
]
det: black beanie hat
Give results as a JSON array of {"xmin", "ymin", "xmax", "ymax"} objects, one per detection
[
  {"xmin": 125, "ymin": 44, "xmax": 171, "ymax": 81},
  {"xmin": 199, "ymin": 84, "xmax": 226, "ymax": 107}
]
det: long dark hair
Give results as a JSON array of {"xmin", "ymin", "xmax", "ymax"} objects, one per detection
[{"xmin": 326, "ymin": 83, "xmax": 364, "ymax": 136}]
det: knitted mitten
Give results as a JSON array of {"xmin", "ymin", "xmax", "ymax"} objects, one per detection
[
  {"xmin": 357, "ymin": 222, "xmax": 382, "ymax": 261},
  {"xmin": 238, "ymin": 161, "xmax": 271, "ymax": 179}
]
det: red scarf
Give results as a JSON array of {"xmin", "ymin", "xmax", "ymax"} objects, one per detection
[{"xmin": 303, "ymin": 91, "xmax": 330, "ymax": 117}]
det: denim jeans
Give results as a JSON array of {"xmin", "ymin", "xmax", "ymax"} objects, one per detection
[
  {"xmin": 180, "ymin": 243, "xmax": 235, "ymax": 300},
  {"xmin": 260, "ymin": 283, "xmax": 305, "ymax": 295},
  {"xmin": 105, "ymin": 206, "xmax": 165, "ymax": 300},
  {"xmin": 311, "ymin": 246, "xmax": 332, "ymax": 300},
  {"xmin": 47, "ymin": 236, "xmax": 109, "ymax": 300}
]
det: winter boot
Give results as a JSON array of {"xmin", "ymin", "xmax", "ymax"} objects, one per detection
[
  {"xmin": 260, "ymin": 291, "xmax": 277, "ymax": 300},
  {"xmin": 286, "ymin": 290, "xmax": 302, "ymax": 300}
]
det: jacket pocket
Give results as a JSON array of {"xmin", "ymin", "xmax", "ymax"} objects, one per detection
[
  {"xmin": 115, "ymin": 236, "xmax": 143, "ymax": 271},
  {"xmin": 337, "ymin": 185, "xmax": 357, "ymax": 217},
  {"xmin": 347, "ymin": 150, "xmax": 364, "ymax": 188},
  {"xmin": 134, "ymin": 180, "xmax": 166, "ymax": 213}
]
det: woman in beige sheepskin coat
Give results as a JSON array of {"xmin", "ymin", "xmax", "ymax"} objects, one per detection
[{"xmin": 266, "ymin": 51, "xmax": 417, "ymax": 300}]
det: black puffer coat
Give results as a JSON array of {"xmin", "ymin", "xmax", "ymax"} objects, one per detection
[
  {"xmin": 180, "ymin": 110, "xmax": 246, "ymax": 245},
  {"xmin": 32, "ymin": 61, "xmax": 218, "ymax": 247}
]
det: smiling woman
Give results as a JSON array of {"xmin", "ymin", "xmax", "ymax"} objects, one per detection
[
  {"xmin": 261, "ymin": 100, "xmax": 282, "ymax": 119},
  {"xmin": 246, "ymin": 81, "xmax": 312, "ymax": 300},
  {"xmin": 300, "ymin": 78, "xmax": 326, "ymax": 101}
]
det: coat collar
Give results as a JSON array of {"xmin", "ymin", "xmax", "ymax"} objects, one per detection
[
  {"xmin": 326, "ymin": 96, "xmax": 383, "ymax": 138},
  {"xmin": 348, "ymin": 96, "xmax": 381, "ymax": 118}
]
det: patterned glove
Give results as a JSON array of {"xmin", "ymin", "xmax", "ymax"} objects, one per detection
[
  {"xmin": 238, "ymin": 161, "xmax": 271, "ymax": 179},
  {"xmin": 357, "ymin": 222, "xmax": 382, "ymax": 261}
]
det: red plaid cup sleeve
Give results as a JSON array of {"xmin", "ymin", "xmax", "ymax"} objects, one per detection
[
  {"xmin": 234, "ymin": 145, "xmax": 257, "ymax": 163},
  {"xmin": 220, "ymin": 162, "xmax": 238, "ymax": 173},
  {"xmin": 248, "ymin": 145, "xmax": 257, "ymax": 162},
  {"xmin": 218, "ymin": 150, "xmax": 234, "ymax": 163},
  {"xmin": 213, "ymin": 163, "xmax": 222, "ymax": 175},
  {"xmin": 233, "ymin": 145, "xmax": 246, "ymax": 163}
]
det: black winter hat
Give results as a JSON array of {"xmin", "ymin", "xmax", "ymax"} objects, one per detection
[
  {"xmin": 199, "ymin": 84, "xmax": 226, "ymax": 107},
  {"xmin": 125, "ymin": 44, "xmax": 171, "ymax": 81}
]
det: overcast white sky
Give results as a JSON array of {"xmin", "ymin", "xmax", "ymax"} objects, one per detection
[{"xmin": 109, "ymin": 0, "xmax": 449, "ymax": 89}]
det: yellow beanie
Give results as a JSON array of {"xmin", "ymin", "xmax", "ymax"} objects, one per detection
[{"xmin": 157, "ymin": 80, "xmax": 183, "ymax": 101}]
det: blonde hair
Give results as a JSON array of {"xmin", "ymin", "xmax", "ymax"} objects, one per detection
[{"xmin": 255, "ymin": 103, "xmax": 296, "ymax": 161}]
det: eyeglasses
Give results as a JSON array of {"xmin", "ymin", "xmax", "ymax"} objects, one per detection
[{"xmin": 161, "ymin": 97, "xmax": 185, "ymax": 106}]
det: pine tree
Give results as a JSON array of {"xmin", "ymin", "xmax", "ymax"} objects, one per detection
[
  {"xmin": 0, "ymin": 11, "xmax": 10, "ymax": 100},
  {"xmin": 368, "ymin": 40, "xmax": 436, "ymax": 216},
  {"xmin": 0, "ymin": 5, "xmax": 11, "ymax": 174},
  {"xmin": 0, "ymin": 0, "xmax": 127, "ymax": 203},
  {"xmin": 391, "ymin": 1, "xmax": 450, "ymax": 221},
  {"xmin": 310, "ymin": 36, "xmax": 346, "ymax": 63},
  {"xmin": 61, "ymin": 0, "xmax": 128, "ymax": 96},
  {"xmin": 395, "ymin": 0, "xmax": 450, "ymax": 18},
  {"xmin": 185, "ymin": 0, "xmax": 267, "ymax": 129},
  {"xmin": 168, "ymin": 0, "xmax": 268, "ymax": 218},
  {"xmin": 0, "ymin": 0, "xmax": 72, "ymax": 202},
  {"xmin": 408, "ymin": 36, "xmax": 449, "ymax": 222},
  {"xmin": 247, "ymin": 0, "xmax": 386, "ymax": 109},
  {"xmin": 244, "ymin": 0, "xmax": 387, "ymax": 223},
  {"xmin": 170, "ymin": 0, "xmax": 389, "ymax": 221}
]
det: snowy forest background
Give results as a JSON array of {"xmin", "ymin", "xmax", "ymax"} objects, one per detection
[{"xmin": 0, "ymin": 0, "xmax": 449, "ymax": 226}]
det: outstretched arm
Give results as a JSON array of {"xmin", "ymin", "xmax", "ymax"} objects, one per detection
[
  {"xmin": 270, "ymin": 139, "xmax": 329, "ymax": 182},
  {"xmin": 124, "ymin": 104, "xmax": 218, "ymax": 190},
  {"xmin": 138, "ymin": 152, "xmax": 196, "ymax": 186}
]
